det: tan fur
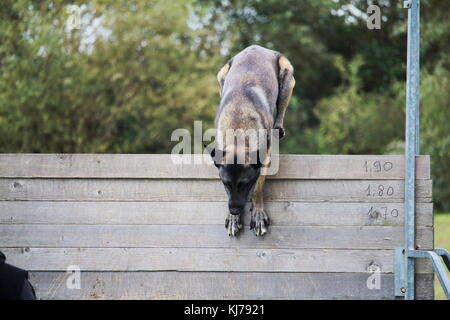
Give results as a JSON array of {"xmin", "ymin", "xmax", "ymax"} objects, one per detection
[
  {"xmin": 217, "ymin": 63, "xmax": 230, "ymax": 97},
  {"xmin": 214, "ymin": 45, "xmax": 295, "ymax": 236},
  {"xmin": 252, "ymin": 145, "xmax": 272, "ymax": 210},
  {"xmin": 274, "ymin": 56, "xmax": 295, "ymax": 133},
  {"xmin": 278, "ymin": 55, "xmax": 293, "ymax": 70}
]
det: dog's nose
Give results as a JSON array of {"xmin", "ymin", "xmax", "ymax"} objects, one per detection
[{"xmin": 229, "ymin": 207, "xmax": 241, "ymax": 215}]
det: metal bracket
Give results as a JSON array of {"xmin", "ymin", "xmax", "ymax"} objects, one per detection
[
  {"xmin": 409, "ymin": 249, "xmax": 450, "ymax": 299},
  {"xmin": 395, "ymin": 248, "xmax": 450, "ymax": 299},
  {"xmin": 434, "ymin": 248, "xmax": 450, "ymax": 270},
  {"xmin": 404, "ymin": 1, "xmax": 412, "ymax": 9}
]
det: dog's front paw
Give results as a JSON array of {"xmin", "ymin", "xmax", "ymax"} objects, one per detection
[
  {"xmin": 250, "ymin": 208, "xmax": 270, "ymax": 236},
  {"xmin": 273, "ymin": 125, "xmax": 285, "ymax": 139},
  {"xmin": 225, "ymin": 214, "xmax": 242, "ymax": 237}
]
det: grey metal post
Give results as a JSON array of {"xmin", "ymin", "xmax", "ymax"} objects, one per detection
[{"xmin": 404, "ymin": 0, "xmax": 420, "ymax": 300}]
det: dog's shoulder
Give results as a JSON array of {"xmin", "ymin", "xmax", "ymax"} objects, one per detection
[
  {"xmin": 230, "ymin": 45, "xmax": 280, "ymax": 73},
  {"xmin": 235, "ymin": 45, "xmax": 280, "ymax": 60},
  {"xmin": 222, "ymin": 45, "xmax": 281, "ymax": 108}
]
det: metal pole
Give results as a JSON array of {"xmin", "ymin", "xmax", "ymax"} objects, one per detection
[{"xmin": 404, "ymin": 0, "xmax": 420, "ymax": 300}]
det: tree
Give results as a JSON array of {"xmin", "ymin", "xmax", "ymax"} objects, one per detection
[{"xmin": 0, "ymin": 0, "xmax": 220, "ymax": 153}]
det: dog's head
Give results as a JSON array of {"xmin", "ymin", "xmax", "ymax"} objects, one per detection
[{"xmin": 209, "ymin": 148, "xmax": 264, "ymax": 215}]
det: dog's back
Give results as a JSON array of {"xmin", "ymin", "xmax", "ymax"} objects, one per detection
[
  {"xmin": 215, "ymin": 45, "xmax": 281, "ymax": 132},
  {"xmin": 212, "ymin": 45, "xmax": 295, "ymax": 237}
]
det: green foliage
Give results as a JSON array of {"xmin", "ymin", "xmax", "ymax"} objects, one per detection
[
  {"xmin": 0, "ymin": 0, "xmax": 219, "ymax": 153},
  {"xmin": 421, "ymin": 59, "xmax": 450, "ymax": 212},
  {"xmin": 434, "ymin": 213, "xmax": 450, "ymax": 300},
  {"xmin": 315, "ymin": 56, "xmax": 405, "ymax": 154}
]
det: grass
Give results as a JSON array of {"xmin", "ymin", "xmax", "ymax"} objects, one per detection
[{"xmin": 434, "ymin": 213, "xmax": 450, "ymax": 300}]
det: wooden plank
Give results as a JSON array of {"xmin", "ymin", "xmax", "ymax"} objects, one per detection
[
  {"xmin": 0, "ymin": 154, "xmax": 430, "ymax": 179},
  {"xmin": 0, "ymin": 179, "xmax": 432, "ymax": 202},
  {"xmin": 0, "ymin": 225, "xmax": 433, "ymax": 250},
  {"xmin": 28, "ymin": 272, "xmax": 434, "ymax": 300},
  {"xmin": 1, "ymin": 247, "xmax": 432, "ymax": 273},
  {"xmin": 0, "ymin": 201, "xmax": 433, "ymax": 227}
]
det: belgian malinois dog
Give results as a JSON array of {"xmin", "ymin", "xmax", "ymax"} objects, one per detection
[{"xmin": 209, "ymin": 45, "xmax": 295, "ymax": 236}]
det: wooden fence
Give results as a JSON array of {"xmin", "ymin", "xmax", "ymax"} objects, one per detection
[{"xmin": 0, "ymin": 154, "xmax": 433, "ymax": 299}]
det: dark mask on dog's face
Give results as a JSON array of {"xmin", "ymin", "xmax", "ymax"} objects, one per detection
[
  {"xmin": 210, "ymin": 148, "xmax": 263, "ymax": 215},
  {"xmin": 219, "ymin": 164, "xmax": 261, "ymax": 215}
]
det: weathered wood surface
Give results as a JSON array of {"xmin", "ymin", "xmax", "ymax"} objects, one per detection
[
  {"xmin": 28, "ymin": 272, "xmax": 434, "ymax": 300},
  {"xmin": 0, "ymin": 201, "xmax": 433, "ymax": 227},
  {"xmin": 0, "ymin": 154, "xmax": 434, "ymax": 299},
  {"xmin": 0, "ymin": 154, "xmax": 430, "ymax": 179},
  {"xmin": 0, "ymin": 225, "xmax": 433, "ymax": 250},
  {"xmin": 0, "ymin": 179, "xmax": 432, "ymax": 202},
  {"xmin": 1, "ymin": 248, "xmax": 432, "ymax": 273}
]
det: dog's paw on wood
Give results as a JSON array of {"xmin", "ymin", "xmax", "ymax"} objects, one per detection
[
  {"xmin": 250, "ymin": 208, "xmax": 270, "ymax": 236},
  {"xmin": 225, "ymin": 213, "xmax": 242, "ymax": 237}
]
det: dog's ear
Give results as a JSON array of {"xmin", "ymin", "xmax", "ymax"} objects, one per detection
[
  {"xmin": 205, "ymin": 145, "xmax": 223, "ymax": 168},
  {"xmin": 249, "ymin": 150, "xmax": 265, "ymax": 170}
]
